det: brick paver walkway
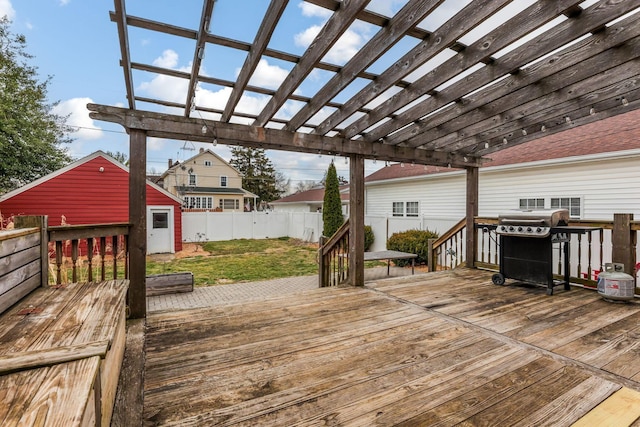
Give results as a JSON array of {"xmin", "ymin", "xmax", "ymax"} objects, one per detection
[{"xmin": 147, "ymin": 266, "xmax": 420, "ymax": 312}]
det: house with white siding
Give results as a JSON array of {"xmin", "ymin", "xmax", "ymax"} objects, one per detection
[{"xmin": 364, "ymin": 109, "xmax": 640, "ymax": 248}]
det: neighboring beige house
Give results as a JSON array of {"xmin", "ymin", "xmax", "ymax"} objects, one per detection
[{"xmin": 159, "ymin": 148, "xmax": 257, "ymax": 212}]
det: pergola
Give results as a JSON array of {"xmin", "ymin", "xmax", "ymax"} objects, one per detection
[{"xmin": 88, "ymin": 0, "xmax": 640, "ymax": 318}]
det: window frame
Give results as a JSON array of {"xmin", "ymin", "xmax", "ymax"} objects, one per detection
[
  {"xmin": 392, "ymin": 202, "xmax": 404, "ymax": 217},
  {"xmin": 220, "ymin": 175, "xmax": 228, "ymax": 187},
  {"xmin": 406, "ymin": 201, "xmax": 419, "ymax": 217},
  {"xmin": 551, "ymin": 196, "xmax": 582, "ymax": 218},
  {"xmin": 519, "ymin": 198, "xmax": 545, "ymax": 210}
]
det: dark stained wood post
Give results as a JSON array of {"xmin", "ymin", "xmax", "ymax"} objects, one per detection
[
  {"xmin": 612, "ymin": 213, "xmax": 634, "ymax": 276},
  {"xmin": 349, "ymin": 154, "xmax": 365, "ymax": 286},
  {"xmin": 128, "ymin": 128, "xmax": 147, "ymax": 319},
  {"xmin": 465, "ymin": 167, "xmax": 479, "ymax": 268}
]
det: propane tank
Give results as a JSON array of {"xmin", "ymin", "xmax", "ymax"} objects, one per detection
[{"xmin": 597, "ymin": 263, "xmax": 635, "ymax": 302}]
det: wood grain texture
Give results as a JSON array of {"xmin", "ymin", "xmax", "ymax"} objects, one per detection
[
  {"xmin": 0, "ymin": 279, "xmax": 128, "ymax": 427},
  {"xmin": 144, "ymin": 269, "xmax": 640, "ymax": 425}
]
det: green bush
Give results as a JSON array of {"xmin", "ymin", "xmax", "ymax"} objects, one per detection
[
  {"xmin": 364, "ymin": 225, "xmax": 375, "ymax": 251},
  {"xmin": 387, "ymin": 229, "xmax": 440, "ymax": 266}
]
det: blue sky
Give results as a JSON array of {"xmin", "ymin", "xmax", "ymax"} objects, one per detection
[
  {"xmin": 2, "ymin": 0, "xmax": 576, "ymax": 189},
  {"xmin": 2, "ymin": 0, "xmax": 405, "ymax": 187}
]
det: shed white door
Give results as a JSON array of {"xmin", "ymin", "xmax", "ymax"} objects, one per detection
[{"xmin": 147, "ymin": 206, "xmax": 174, "ymax": 254}]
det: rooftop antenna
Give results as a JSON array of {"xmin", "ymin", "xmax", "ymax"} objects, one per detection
[{"xmin": 179, "ymin": 140, "xmax": 196, "ymax": 161}]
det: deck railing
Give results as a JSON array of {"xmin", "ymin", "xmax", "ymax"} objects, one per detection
[
  {"xmin": 429, "ymin": 218, "xmax": 467, "ymax": 271},
  {"xmin": 319, "ymin": 220, "xmax": 350, "ymax": 287},
  {"xmin": 48, "ymin": 223, "xmax": 130, "ymax": 284},
  {"xmin": 432, "ymin": 216, "xmax": 639, "ymax": 290}
]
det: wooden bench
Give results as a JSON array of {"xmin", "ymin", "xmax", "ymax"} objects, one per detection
[
  {"xmin": 0, "ymin": 279, "xmax": 128, "ymax": 426},
  {"xmin": 364, "ymin": 250, "xmax": 418, "ymax": 275},
  {"xmin": 0, "ymin": 226, "xmax": 129, "ymax": 427}
]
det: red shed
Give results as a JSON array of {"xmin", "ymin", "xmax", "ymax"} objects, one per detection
[{"xmin": 0, "ymin": 151, "xmax": 182, "ymax": 254}]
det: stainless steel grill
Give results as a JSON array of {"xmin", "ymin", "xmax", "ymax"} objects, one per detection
[
  {"xmin": 496, "ymin": 208, "xmax": 569, "ymax": 238},
  {"xmin": 490, "ymin": 208, "xmax": 580, "ymax": 295}
]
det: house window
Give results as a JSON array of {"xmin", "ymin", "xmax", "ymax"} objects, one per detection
[
  {"xmin": 519, "ymin": 198, "xmax": 545, "ymax": 210},
  {"xmin": 188, "ymin": 173, "xmax": 196, "ymax": 186},
  {"xmin": 392, "ymin": 202, "xmax": 404, "ymax": 217},
  {"xmin": 183, "ymin": 196, "xmax": 213, "ymax": 209},
  {"xmin": 204, "ymin": 160, "xmax": 212, "ymax": 166},
  {"xmin": 551, "ymin": 197, "xmax": 581, "ymax": 218},
  {"xmin": 219, "ymin": 199, "xmax": 239, "ymax": 210},
  {"xmin": 220, "ymin": 176, "xmax": 228, "ymax": 187},
  {"xmin": 406, "ymin": 201, "xmax": 419, "ymax": 217}
]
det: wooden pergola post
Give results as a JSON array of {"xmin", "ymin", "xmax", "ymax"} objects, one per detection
[
  {"xmin": 612, "ymin": 213, "xmax": 635, "ymax": 276},
  {"xmin": 128, "ymin": 128, "xmax": 147, "ymax": 319},
  {"xmin": 465, "ymin": 166, "xmax": 479, "ymax": 268},
  {"xmin": 349, "ymin": 154, "xmax": 365, "ymax": 286}
]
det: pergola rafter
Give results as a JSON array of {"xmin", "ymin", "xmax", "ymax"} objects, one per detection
[{"xmin": 97, "ymin": 0, "xmax": 640, "ymax": 318}]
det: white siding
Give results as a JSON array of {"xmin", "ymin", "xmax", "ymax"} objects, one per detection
[
  {"xmin": 366, "ymin": 172, "xmax": 466, "ymax": 218},
  {"xmin": 367, "ymin": 153, "xmax": 640, "ymax": 222},
  {"xmin": 479, "ymin": 155, "xmax": 640, "ymax": 219}
]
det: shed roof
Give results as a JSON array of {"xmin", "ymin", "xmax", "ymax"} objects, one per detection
[{"xmin": 0, "ymin": 151, "xmax": 182, "ymax": 204}]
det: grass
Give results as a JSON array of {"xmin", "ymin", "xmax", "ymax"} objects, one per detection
[{"xmin": 146, "ymin": 237, "xmax": 323, "ymax": 286}]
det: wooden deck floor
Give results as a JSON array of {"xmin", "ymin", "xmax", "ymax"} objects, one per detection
[{"xmin": 144, "ymin": 269, "xmax": 640, "ymax": 426}]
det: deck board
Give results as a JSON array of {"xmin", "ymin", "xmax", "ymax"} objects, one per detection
[{"xmin": 145, "ymin": 269, "xmax": 640, "ymax": 426}]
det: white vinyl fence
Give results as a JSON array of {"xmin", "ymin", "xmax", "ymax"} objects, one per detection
[{"xmin": 182, "ymin": 211, "xmax": 461, "ymax": 249}]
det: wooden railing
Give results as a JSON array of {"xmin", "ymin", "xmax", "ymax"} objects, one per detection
[
  {"xmin": 48, "ymin": 223, "xmax": 130, "ymax": 285},
  {"xmin": 319, "ymin": 220, "xmax": 350, "ymax": 287},
  {"xmin": 429, "ymin": 218, "xmax": 467, "ymax": 271},
  {"xmin": 474, "ymin": 218, "xmax": 613, "ymax": 288},
  {"xmin": 430, "ymin": 216, "xmax": 640, "ymax": 290}
]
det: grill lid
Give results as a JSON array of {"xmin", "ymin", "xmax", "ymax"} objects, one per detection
[{"xmin": 496, "ymin": 208, "xmax": 569, "ymax": 237}]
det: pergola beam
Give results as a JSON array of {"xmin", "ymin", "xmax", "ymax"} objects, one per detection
[
  {"xmin": 313, "ymin": 0, "xmax": 511, "ymax": 136},
  {"xmin": 220, "ymin": 0, "xmax": 288, "ymax": 122},
  {"xmin": 87, "ymin": 103, "xmax": 482, "ymax": 168},
  {"xmin": 344, "ymin": 0, "xmax": 589, "ymax": 140},
  {"xmin": 376, "ymin": 0, "xmax": 640, "ymax": 148},
  {"xmin": 253, "ymin": 0, "xmax": 370, "ymax": 127},
  {"xmin": 184, "ymin": 0, "xmax": 216, "ymax": 117},
  {"xmin": 285, "ymin": 0, "xmax": 445, "ymax": 131}
]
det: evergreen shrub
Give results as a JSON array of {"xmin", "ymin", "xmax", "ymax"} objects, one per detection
[
  {"xmin": 364, "ymin": 225, "xmax": 374, "ymax": 252},
  {"xmin": 386, "ymin": 229, "xmax": 439, "ymax": 266}
]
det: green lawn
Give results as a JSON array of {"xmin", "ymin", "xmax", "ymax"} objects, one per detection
[
  {"xmin": 146, "ymin": 237, "xmax": 386, "ymax": 286},
  {"xmin": 146, "ymin": 237, "xmax": 321, "ymax": 286}
]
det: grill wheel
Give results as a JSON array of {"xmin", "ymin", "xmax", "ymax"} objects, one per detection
[{"xmin": 492, "ymin": 273, "xmax": 505, "ymax": 286}]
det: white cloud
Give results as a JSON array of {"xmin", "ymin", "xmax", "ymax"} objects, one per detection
[
  {"xmin": 147, "ymin": 137, "xmax": 166, "ymax": 151},
  {"xmin": 294, "ymin": 22, "xmax": 367, "ymax": 65},
  {"xmin": 323, "ymin": 29, "xmax": 364, "ymax": 64},
  {"xmin": 0, "ymin": 0, "xmax": 15, "ymax": 20},
  {"xmin": 59, "ymin": 0, "xmax": 70, "ymax": 6},
  {"xmin": 52, "ymin": 97, "xmax": 104, "ymax": 141},
  {"xmin": 245, "ymin": 59, "xmax": 289, "ymax": 90},
  {"xmin": 152, "ymin": 49, "xmax": 180, "ymax": 69},
  {"xmin": 138, "ymin": 74, "xmax": 190, "ymax": 104},
  {"xmin": 298, "ymin": 2, "xmax": 331, "ymax": 19},
  {"xmin": 294, "ymin": 24, "xmax": 322, "ymax": 49}
]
